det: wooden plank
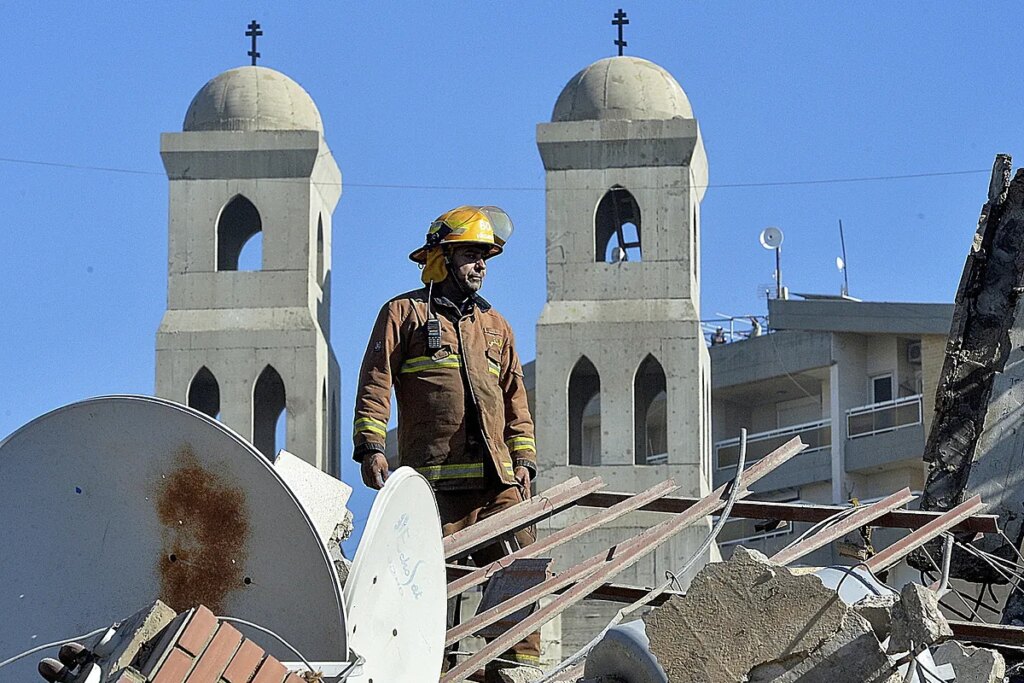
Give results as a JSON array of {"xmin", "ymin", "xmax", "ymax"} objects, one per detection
[
  {"xmin": 446, "ymin": 480, "xmax": 678, "ymax": 598},
  {"xmin": 576, "ymin": 493, "xmax": 998, "ymax": 534},
  {"xmin": 865, "ymin": 495, "xmax": 985, "ymax": 571},
  {"xmin": 771, "ymin": 488, "xmax": 915, "ymax": 566}
]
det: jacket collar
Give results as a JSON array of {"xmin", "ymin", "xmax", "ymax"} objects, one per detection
[{"xmin": 424, "ymin": 286, "xmax": 491, "ymax": 315}]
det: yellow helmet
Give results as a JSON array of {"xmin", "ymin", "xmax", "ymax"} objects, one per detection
[{"xmin": 409, "ymin": 205, "xmax": 514, "ymax": 264}]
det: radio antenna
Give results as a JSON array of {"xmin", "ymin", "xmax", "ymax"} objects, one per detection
[{"xmin": 837, "ymin": 219, "xmax": 850, "ymax": 297}]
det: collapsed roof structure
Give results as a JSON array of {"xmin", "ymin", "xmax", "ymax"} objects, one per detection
[{"xmin": 1, "ymin": 394, "xmax": 1020, "ymax": 682}]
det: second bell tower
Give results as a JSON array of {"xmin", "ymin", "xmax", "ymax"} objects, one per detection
[
  {"xmin": 156, "ymin": 66, "xmax": 342, "ymax": 475},
  {"xmin": 535, "ymin": 55, "xmax": 714, "ymax": 652}
]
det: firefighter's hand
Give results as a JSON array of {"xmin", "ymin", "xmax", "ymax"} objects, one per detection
[
  {"xmin": 514, "ymin": 466, "xmax": 532, "ymax": 498},
  {"xmin": 361, "ymin": 453, "xmax": 390, "ymax": 490}
]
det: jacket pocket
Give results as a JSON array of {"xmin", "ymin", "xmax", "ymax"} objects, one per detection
[{"xmin": 485, "ymin": 348, "xmax": 502, "ymax": 380}]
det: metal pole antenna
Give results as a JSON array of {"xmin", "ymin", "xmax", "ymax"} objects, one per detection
[
  {"xmin": 839, "ymin": 219, "xmax": 850, "ymax": 297},
  {"xmin": 775, "ymin": 246, "xmax": 782, "ymax": 299}
]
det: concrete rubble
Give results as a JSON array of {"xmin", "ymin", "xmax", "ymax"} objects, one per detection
[
  {"xmin": 888, "ymin": 582, "xmax": 953, "ymax": 654},
  {"xmin": 933, "ymin": 641, "xmax": 1006, "ymax": 683},
  {"xmin": 574, "ymin": 547, "xmax": 1007, "ymax": 683},
  {"xmin": 498, "ymin": 666, "xmax": 546, "ymax": 683}
]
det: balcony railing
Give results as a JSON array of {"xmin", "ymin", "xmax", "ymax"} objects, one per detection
[
  {"xmin": 714, "ymin": 516, "xmax": 793, "ymax": 547},
  {"xmin": 714, "ymin": 418, "xmax": 831, "ymax": 471},
  {"xmin": 846, "ymin": 394, "xmax": 922, "ymax": 439},
  {"xmin": 646, "ymin": 452, "xmax": 668, "ymax": 465}
]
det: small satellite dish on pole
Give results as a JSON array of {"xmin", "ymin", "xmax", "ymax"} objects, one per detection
[
  {"xmin": 759, "ymin": 226, "xmax": 784, "ymax": 250},
  {"xmin": 758, "ymin": 227, "xmax": 785, "ymax": 298},
  {"xmin": 611, "ymin": 246, "xmax": 628, "ymax": 263},
  {"xmin": 836, "ymin": 255, "xmax": 847, "ymax": 293}
]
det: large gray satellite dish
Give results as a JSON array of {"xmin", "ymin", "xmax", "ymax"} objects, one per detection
[
  {"xmin": 344, "ymin": 467, "xmax": 447, "ymax": 680},
  {"xmin": 0, "ymin": 396, "xmax": 346, "ymax": 680}
]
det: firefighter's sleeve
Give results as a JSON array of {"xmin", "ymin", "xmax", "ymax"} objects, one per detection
[
  {"xmin": 500, "ymin": 325, "xmax": 537, "ymax": 475},
  {"xmin": 352, "ymin": 302, "xmax": 401, "ymax": 462}
]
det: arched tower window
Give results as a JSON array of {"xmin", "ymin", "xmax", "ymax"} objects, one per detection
[
  {"xmin": 595, "ymin": 186, "xmax": 641, "ymax": 263},
  {"xmin": 568, "ymin": 356, "xmax": 601, "ymax": 466},
  {"xmin": 253, "ymin": 365, "xmax": 286, "ymax": 457},
  {"xmin": 187, "ymin": 366, "xmax": 220, "ymax": 419},
  {"xmin": 316, "ymin": 215, "xmax": 325, "ymax": 286},
  {"xmin": 217, "ymin": 195, "xmax": 263, "ymax": 271},
  {"xmin": 635, "ymin": 355, "xmax": 668, "ymax": 465}
]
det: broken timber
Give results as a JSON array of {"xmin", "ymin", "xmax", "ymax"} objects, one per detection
[
  {"xmin": 865, "ymin": 495, "xmax": 985, "ymax": 572},
  {"xmin": 770, "ymin": 488, "xmax": 915, "ymax": 566},
  {"xmin": 441, "ymin": 437, "xmax": 806, "ymax": 682},
  {"xmin": 444, "ymin": 435, "xmax": 1001, "ymax": 680},
  {"xmin": 444, "ymin": 476, "xmax": 604, "ymax": 560},
  {"xmin": 576, "ymin": 491, "xmax": 998, "ymax": 534}
]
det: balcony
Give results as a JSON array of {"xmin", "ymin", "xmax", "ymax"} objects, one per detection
[
  {"xmin": 846, "ymin": 395, "xmax": 922, "ymax": 439},
  {"xmin": 715, "ymin": 418, "xmax": 831, "ymax": 471}
]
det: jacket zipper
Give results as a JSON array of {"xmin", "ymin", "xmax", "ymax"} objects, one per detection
[{"xmin": 456, "ymin": 315, "xmax": 494, "ymax": 456}]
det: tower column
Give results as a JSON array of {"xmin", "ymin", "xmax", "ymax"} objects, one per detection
[
  {"xmin": 156, "ymin": 66, "xmax": 342, "ymax": 474},
  {"xmin": 534, "ymin": 55, "xmax": 713, "ymax": 656}
]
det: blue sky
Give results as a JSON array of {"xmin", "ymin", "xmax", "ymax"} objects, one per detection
[{"xmin": 2, "ymin": 2, "xmax": 1022, "ymax": 551}]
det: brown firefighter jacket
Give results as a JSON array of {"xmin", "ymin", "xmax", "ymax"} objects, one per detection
[{"xmin": 352, "ymin": 287, "xmax": 536, "ymax": 490}]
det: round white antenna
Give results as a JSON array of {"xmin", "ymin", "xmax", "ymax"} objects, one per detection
[
  {"xmin": 759, "ymin": 226, "xmax": 784, "ymax": 250},
  {"xmin": 836, "ymin": 256, "xmax": 845, "ymax": 271},
  {"xmin": 344, "ymin": 467, "xmax": 447, "ymax": 679},
  {"xmin": 0, "ymin": 396, "xmax": 347, "ymax": 680},
  {"xmin": 610, "ymin": 246, "xmax": 628, "ymax": 263}
]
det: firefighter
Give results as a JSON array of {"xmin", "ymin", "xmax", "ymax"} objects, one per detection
[{"xmin": 352, "ymin": 206, "xmax": 540, "ymax": 680}]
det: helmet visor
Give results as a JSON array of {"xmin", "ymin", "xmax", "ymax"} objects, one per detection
[{"xmin": 479, "ymin": 206, "xmax": 514, "ymax": 246}]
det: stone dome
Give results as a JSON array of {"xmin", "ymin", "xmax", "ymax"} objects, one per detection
[
  {"xmin": 183, "ymin": 66, "xmax": 323, "ymax": 133},
  {"xmin": 551, "ymin": 56, "xmax": 693, "ymax": 122}
]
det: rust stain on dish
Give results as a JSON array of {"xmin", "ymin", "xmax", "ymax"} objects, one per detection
[{"xmin": 156, "ymin": 446, "xmax": 250, "ymax": 614}]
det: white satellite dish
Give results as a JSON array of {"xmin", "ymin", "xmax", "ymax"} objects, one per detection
[
  {"xmin": 0, "ymin": 396, "xmax": 347, "ymax": 680},
  {"xmin": 836, "ymin": 256, "xmax": 845, "ymax": 271},
  {"xmin": 610, "ymin": 246, "xmax": 628, "ymax": 263},
  {"xmin": 344, "ymin": 467, "xmax": 447, "ymax": 680},
  {"xmin": 759, "ymin": 226, "xmax": 784, "ymax": 250}
]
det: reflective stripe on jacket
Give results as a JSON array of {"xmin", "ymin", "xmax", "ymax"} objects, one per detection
[{"xmin": 352, "ymin": 288, "xmax": 536, "ymax": 490}]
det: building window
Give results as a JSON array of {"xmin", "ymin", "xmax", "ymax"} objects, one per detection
[
  {"xmin": 568, "ymin": 356, "xmax": 601, "ymax": 466},
  {"xmin": 634, "ymin": 355, "xmax": 668, "ymax": 465},
  {"xmin": 187, "ymin": 366, "xmax": 220, "ymax": 419},
  {"xmin": 253, "ymin": 365, "xmax": 286, "ymax": 457},
  {"xmin": 217, "ymin": 195, "xmax": 263, "ymax": 271},
  {"xmin": 595, "ymin": 186, "xmax": 642, "ymax": 263},
  {"xmin": 871, "ymin": 374, "xmax": 894, "ymax": 404}
]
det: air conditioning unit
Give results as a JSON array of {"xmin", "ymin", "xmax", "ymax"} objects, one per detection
[{"xmin": 907, "ymin": 341, "xmax": 922, "ymax": 365}]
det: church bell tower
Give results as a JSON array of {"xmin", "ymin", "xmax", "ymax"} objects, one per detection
[
  {"xmin": 156, "ymin": 65, "xmax": 342, "ymax": 475},
  {"xmin": 534, "ymin": 55, "xmax": 714, "ymax": 652}
]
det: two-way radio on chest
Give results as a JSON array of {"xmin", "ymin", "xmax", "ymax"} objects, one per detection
[{"xmin": 425, "ymin": 280, "xmax": 443, "ymax": 352}]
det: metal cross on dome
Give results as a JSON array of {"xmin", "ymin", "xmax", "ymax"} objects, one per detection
[
  {"xmin": 612, "ymin": 9, "xmax": 629, "ymax": 56},
  {"xmin": 246, "ymin": 20, "xmax": 263, "ymax": 66}
]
